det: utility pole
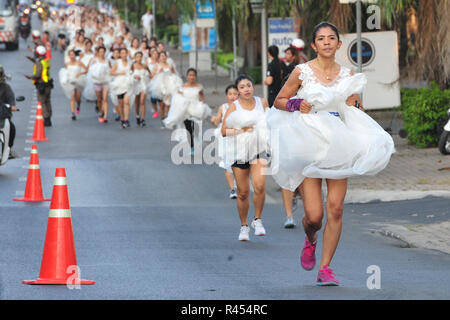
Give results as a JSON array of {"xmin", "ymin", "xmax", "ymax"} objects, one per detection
[{"xmin": 261, "ymin": 6, "xmax": 268, "ymax": 101}]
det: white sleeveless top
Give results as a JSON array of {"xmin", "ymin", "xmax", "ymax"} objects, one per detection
[{"xmin": 233, "ymin": 96, "xmax": 264, "ymax": 118}]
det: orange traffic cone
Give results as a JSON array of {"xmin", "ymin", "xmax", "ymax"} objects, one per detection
[
  {"xmin": 29, "ymin": 102, "xmax": 49, "ymax": 142},
  {"xmin": 23, "ymin": 168, "xmax": 95, "ymax": 285},
  {"xmin": 13, "ymin": 144, "xmax": 50, "ymax": 202}
]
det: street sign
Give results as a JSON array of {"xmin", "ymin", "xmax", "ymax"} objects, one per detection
[
  {"xmin": 335, "ymin": 31, "xmax": 401, "ymax": 110},
  {"xmin": 268, "ymin": 18, "xmax": 297, "ymax": 59}
]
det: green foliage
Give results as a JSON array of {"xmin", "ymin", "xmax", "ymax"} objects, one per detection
[
  {"xmin": 400, "ymin": 82, "xmax": 450, "ymax": 148},
  {"xmin": 245, "ymin": 66, "xmax": 262, "ymax": 84},
  {"xmin": 217, "ymin": 52, "xmax": 234, "ymax": 69}
]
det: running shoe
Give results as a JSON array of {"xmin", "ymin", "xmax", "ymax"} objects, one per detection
[
  {"xmin": 98, "ymin": 117, "xmax": 104, "ymax": 123},
  {"xmin": 136, "ymin": 117, "xmax": 141, "ymax": 126},
  {"xmin": 115, "ymin": 115, "xmax": 121, "ymax": 122},
  {"xmin": 238, "ymin": 225, "xmax": 250, "ymax": 241},
  {"xmin": 300, "ymin": 236, "xmax": 316, "ymax": 270},
  {"xmin": 251, "ymin": 219, "xmax": 266, "ymax": 236},
  {"xmin": 103, "ymin": 118, "xmax": 108, "ymax": 123},
  {"xmin": 140, "ymin": 119, "xmax": 146, "ymax": 127},
  {"xmin": 72, "ymin": 114, "xmax": 76, "ymax": 121},
  {"xmin": 76, "ymin": 105, "xmax": 80, "ymax": 114},
  {"xmin": 284, "ymin": 216, "xmax": 295, "ymax": 229},
  {"xmin": 125, "ymin": 120, "xmax": 130, "ymax": 128},
  {"xmin": 229, "ymin": 189, "xmax": 237, "ymax": 199},
  {"xmin": 152, "ymin": 111, "xmax": 159, "ymax": 118},
  {"xmin": 316, "ymin": 266, "xmax": 339, "ymax": 286}
]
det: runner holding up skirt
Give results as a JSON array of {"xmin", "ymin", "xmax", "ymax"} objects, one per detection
[{"xmin": 268, "ymin": 22, "xmax": 395, "ymax": 286}]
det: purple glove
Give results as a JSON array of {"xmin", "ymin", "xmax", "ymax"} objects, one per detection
[{"xmin": 286, "ymin": 98, "xmax": 303, "ymax": 112}]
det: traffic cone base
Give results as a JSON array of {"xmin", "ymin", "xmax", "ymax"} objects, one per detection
[{"xmin": 22, "ymin": 279, "xmax": 95, "ymax": 285}]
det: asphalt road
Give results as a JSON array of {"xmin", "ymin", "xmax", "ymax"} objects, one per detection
[{"xmin": 0, "ymin": 23, "xmax": 449, "ymax": 300}]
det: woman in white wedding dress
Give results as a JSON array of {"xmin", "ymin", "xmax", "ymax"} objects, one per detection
[
  {"xmin": 110, "ymin": 47, "xmax": 133, "ymax": 128},
  {"xmin": 268, "ymin": 22, "xmax": 395, "ymax": 286},
  {"xmin": 131, "ymin": 51, "xmax": 151, "ymax": 127},
  {"xmin": 59, "ymin": 49, "xmax": 88, "ymax": 120},
  {"xmin": 163, "ymin": 68, "xmax": 211, "ymax": 153},
  {"xmin": 221, "ymin": 75, "xmax": 270, "ymax": 242}
]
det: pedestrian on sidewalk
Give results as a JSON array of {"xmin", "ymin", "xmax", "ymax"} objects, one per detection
[
  {"xmin": 221, "ymin": 75, "xmax": 270, "ymax": 241},
  {"xmin": 264, "ymin": 45, "xmax": 287, "ymax": 107},
  {"xmin": 141, "ymin": 9, "xmax": 154, "ymax": 39},
  {"xmin": 211, "ymin": 84, "xmax": 239, "ymax": 199}
]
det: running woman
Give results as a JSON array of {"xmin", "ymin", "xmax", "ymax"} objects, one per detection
[
  {"xmin": 110, "ymin": 47, "xmax": 132, "ymax": 128},
  {"xmin": 59, "ymin": 49, "xmax": 88, "ymax": 120},
  {"xmin": 211, "ymin": 84, "xmax": 239, "ymax": 199},
  {"xmin": 131, "ymin": 51, "xmax": 151, "ymax": 127},
  {"xmin": 88, "ymin": 46, "xmax": 110, "ymax": 123},
  {"xmin": 221, "ymin": 75, "xmax": 270, "ymax": 241},
  {"xmin": 270, "ymin": 22, "xmax": 394, "ymax": 286}
]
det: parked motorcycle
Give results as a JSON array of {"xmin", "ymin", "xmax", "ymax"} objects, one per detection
[
  {"xmin": 438, "ymin": 107, "xmax": 450, "ymax": 155},
  {"xmin": 0, "ymin": 96, "xmax": 24, "ymax": 166}
]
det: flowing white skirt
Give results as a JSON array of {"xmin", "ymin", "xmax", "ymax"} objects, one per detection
[
  {"xmin": 59, "ymin": 67, "xmax": 86, "ymax": 100},
  {"xmin": 148, "ymin": 71, "xmax": 182, "ymax": 104},
  {"xmin": 266, "ymin": 74, "xmax": 395, "ymax": 191},
  {"xmin": 223, "ymin": 109, "xmax": 270, "ymax": 167}
]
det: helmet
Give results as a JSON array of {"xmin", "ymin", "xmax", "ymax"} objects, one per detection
[
  {"xmin": 35, "ymin": 45, "xmax": 47, "ymax": 56},
  {"xmin": 32, "ymin": 30, "xmax": 41, "ymax": 39},
  {"xmin": 0, "ymin": 64, "xmax": 5, "ymax": 83},
  {"xmin": 291, "ymin": 38, "xmax": 305, "ymax": 49}
]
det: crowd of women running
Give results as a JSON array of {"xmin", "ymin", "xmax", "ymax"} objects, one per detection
[
  {"xmin": 45, "ymin": 6, "xmax": 396, "ymax": 287},
  {"xmin": 51, "ymin": 5, "xmax": 188, "ymax": 129}
]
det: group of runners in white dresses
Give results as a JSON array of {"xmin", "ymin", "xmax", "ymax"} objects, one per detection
[{"xmin": 57, "ymin": 11, "xmax": 395, "ymax": 286}]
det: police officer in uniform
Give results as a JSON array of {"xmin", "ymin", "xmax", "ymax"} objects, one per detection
[{"xmin": 25, "ymin": 46, "xmax": 53, "ymax": 126}]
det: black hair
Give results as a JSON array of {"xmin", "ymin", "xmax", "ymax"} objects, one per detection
[
  {"xmin": 225, "ymin": 84, "xmax": 238, "ymax": 94},
  {"xmin": 312, "ymin": 21, "xmax": 340, "ymax": 44},
  {"xmin": 268, "ymin": 45, "xmax": 279, "ymax": 59},
  {"xmin": 285, "ymin": 46, "xmax": 299, "ymax": 64},
  {"xmin": 186, "ymin": 68, "xmax": 197, "ymax": 76},
  {"xmin": 235, "ymin": 74, "xmax": 254, "ymax": 87}
]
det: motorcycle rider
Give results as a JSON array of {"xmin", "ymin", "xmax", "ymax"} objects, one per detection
[
  {"xmin": 25, "ymin": 46, "xmax": 53, "ymax": 127},
  {"xmin": 0, "ymin": 65, "xmax": 19, "ymax": 159}
]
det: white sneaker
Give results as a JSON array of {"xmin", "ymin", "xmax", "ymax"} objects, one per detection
[
  {"xmin": 251, "ymin": 219, "xmax": 266, "ymax": 236},
  {"xmin": 284, "ymin": 216, "xmax": 295, "ymax": 229},
  {"xmin": 238, "ymin": 225, "xmax": 250, "ymax": 241}
]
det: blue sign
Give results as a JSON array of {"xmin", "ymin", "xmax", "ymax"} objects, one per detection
[
  {"xmin": 196, "ymin": 0, "xmax": 215, "ymax": 19},
  {"xmin": 269, "ymin": 18, "xmax": 295, "ymax": 33}
]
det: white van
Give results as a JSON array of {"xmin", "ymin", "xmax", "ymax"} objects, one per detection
[{"xmin": 0, "ymin": 0, "xmax": 19, "ymax": 50}]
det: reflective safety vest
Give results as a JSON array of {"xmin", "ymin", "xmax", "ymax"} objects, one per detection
[{"xmin": 32, "ymin": 59, "xmax": 51, "ymax": 84}]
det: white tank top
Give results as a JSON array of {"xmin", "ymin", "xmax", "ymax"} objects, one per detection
[{"xmin": 233, "ymin": 96, "xmax": 264, "ymax": 115}]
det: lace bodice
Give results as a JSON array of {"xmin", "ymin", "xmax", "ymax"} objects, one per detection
[
  {"xmin": 295, "ymin": 63, "xmax": 353, "ymax": 113},
  {"xmin": 181, "ymin": 85, "xmax": 203, "ymax": 101}
]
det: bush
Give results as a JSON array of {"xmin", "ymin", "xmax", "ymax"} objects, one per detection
[
  {"xmin": 216, "ymin": 52, "xmax": 234, "ymax": 69},
  {"xmin": 245, "ymin": 66, "xmax": 262, "ymax": 84},
  {"xmin": 400, "ymin": 82, "xmax": 450, "ymax": 148}
]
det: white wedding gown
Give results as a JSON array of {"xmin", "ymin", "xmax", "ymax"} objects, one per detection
[{"xmin": 266, "ymin": 63, "xmax": 395, "ymax": 191}]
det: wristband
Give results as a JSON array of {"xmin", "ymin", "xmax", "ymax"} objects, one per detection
[{"xmin": 286, "ymin": 98, "xmax": 303, "ymax": 112}]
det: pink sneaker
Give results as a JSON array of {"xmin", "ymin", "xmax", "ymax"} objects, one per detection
[
  {"xmin": 300, "ymin": 237, "xmax": 316, "ymax": 270},
  {"xmin": 152, "ymin": 112, "xmax": 159, "ymax": 118},
  {"xmin": 316, "ymin": 266, "xmax": 339, "ymax": 286}
]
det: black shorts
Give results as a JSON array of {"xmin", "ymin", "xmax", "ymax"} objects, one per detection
[
  {"xmin": 117, "ymin": 93, "xmax": 126, "ymax": 100},
  {"xmin": 231, "ymin": 153, "xmax": 267, "ymax": 170}
]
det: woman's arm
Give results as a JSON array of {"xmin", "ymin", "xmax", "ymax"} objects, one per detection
[
  {"xmin": 273, "ymin": 68, "xmax": 302, "ymax": 111},
  {"xmin": 109, "ymin": 62, "xmax": 118, "ymax": 75},
  {"xmin": 221, "ymin": 103, "xmax": 253, "ymax": 137},
  {"xmin": 211, "ymin": 105, "xmax": 223, "ymax": 126},
  {"xmin": 264, "ymin": 76, "xmax": 273, "ymax": 86},
  {"xmin": 260, "ymin": 97, "xmax": 269, "ymax": 110},
  {"xmin": 199, "ymin": 87, "xmax": 205, "ymax": 103}
]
